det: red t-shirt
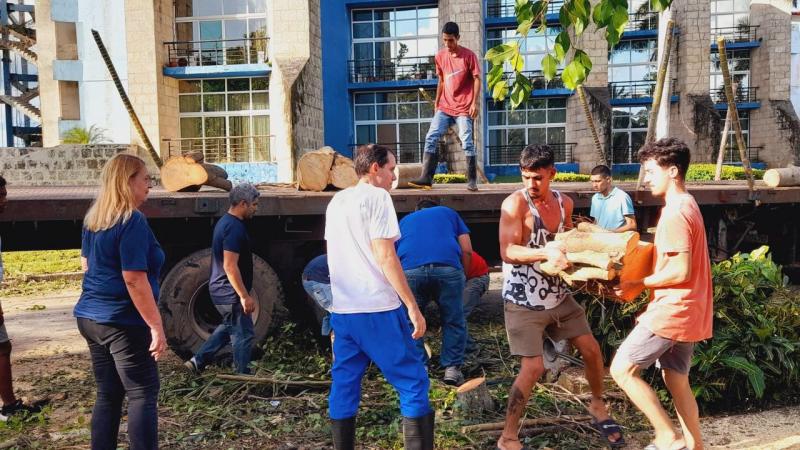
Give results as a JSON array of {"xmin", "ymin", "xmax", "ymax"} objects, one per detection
[
  {"xmin": 435, "ymin": 46, "xmax": 480, "ymax": 117},
  {"xmin": 637, "ymin": 194, "xmax": 713, "ymax": 342},
  {"xmin": 466, "ymin": 252, "xmax": 489, "ymax": 279}
]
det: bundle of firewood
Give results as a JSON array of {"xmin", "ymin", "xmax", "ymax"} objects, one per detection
[
  {"xmin": 296, "ymin": 146, "xmax": 359, "ymax": 191},
  {"xmin": 541, "ymin": 222, "xmax": 654, "ymax": 302}
]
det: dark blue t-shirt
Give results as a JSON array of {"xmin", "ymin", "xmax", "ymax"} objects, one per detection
[
  {"xmin": 303, "ymin": 254, "xmax": 329, "ymax": 284},
  {"xmin": 74, "ymin": 211, "xmax": 165, "ymax": 327},
  {"xmin": 397, "ymin": 206, "xmax": 470, "ymax": 271},
  {"xmin": 209, "ymin": 213, "xmax": 253, "ymax": 304}
]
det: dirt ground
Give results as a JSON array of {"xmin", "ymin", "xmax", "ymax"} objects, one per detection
[{"xmin": 2, "ymin": 286, "xmax": 800, "ymax": 449}]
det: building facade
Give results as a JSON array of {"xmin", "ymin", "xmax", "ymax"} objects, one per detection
[{"xmin": 22, "ymin": 0, "xmax": 800, "ymax": 183}]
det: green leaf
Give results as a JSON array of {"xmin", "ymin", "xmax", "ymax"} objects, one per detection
[
  {"xmin": 487, "ymin": 64, "xmax": 505, "ymax": 89},
  {"xmin": 510, "ymin": 73, "xmax": 532, "ymax": 109},
  {"xmin": 574, "ymin": 49, "xmax": 592, "ymax": 71},
  {"xmin": 606, "ymin": 5, "xmax": 629, "ymax": 47},
  {"xmin": 516, "ymin": 0, "xmax": 534, "ymax": 36},
  {"xmin": 561, "ymin": 59, "xmax": 587, "ymax": 90},
  {"xmin": 485, "ymin": 42, "xmax": 518, "ymax": 65},
  {"xmin": 592, "ymin": 0, "xmax": 614, "ymax": 26},
  {"xmin": 721, "ymin": 356, "xmax": 765, "ymax": 398},
  {"xmin": 650, "ymin": 0, "xmax": 673, "ymax": 12},
  {"xmin": 492, "ymin": 80, "xmax": 509, "ymax": 101},
  {"xmin": 542, "ymin": 54, "xmax": 558, "ymax": 80},
  {"xmin": 510, "ymin": 47, "xmax": 525, "ymax": 72},
  {"xmin": 517, "ymin": 18, "xmax": 534, "ymax": 36},
  {"xmin": 554, "ymin": 31, "xmax": 570, "ymax": 62},
  {"xmin": 572, "ymin": 0, "xmax": 591, "ymax": 35}
]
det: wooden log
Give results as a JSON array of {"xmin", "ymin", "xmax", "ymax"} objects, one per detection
[
  {"xmin": 764, "ymin": 166, "xmax": 800, "ymax": 187},
  {"xmin": 329, "ymin": 154, "xmax": 358, "ymax": 189},
  {"xmin": 461, "ymin": 414, "xmax": 591, "ymax": 434},
  {"xmin": 185, "ymin": 150, "xmax": 204, "ymax": 163},
  {"xmin": 456, "ymin": 377, "xmax": 494, "ymax": 418},
  {"xmin": 555, "ymin": 229, "xmax": 639, "ymax": 256},
  {"xmin": 216, "ymin": 374, "xmax": 331, "ymax": 388},
  {"xmin": 202, "ymin": 163, "xmax": 233, "ymax": 191},
  {"xmin": 393, "ymin": 163, "xmax": 424, "ymax": 189},
  {"xmin": 296, "ymin": 146, "xmax": 336, "ymax": 191},
  {"xmin": 566, "ymin": 251, "xmax": 620, "ymax": 270},
  {"xmin": 160, "ymin": 155, "xmax": 208, "ymax": 192},
  {"xmin": 576, "ymin": 222, "xmax": 610, "ymax": 233}
]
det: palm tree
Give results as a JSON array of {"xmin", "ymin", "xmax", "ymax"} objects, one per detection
[{"xmin": 62, "ymin": 125, "xmax": 111, "ymax": 144}]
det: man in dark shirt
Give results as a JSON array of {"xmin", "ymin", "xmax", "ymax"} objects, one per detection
[
  {"xmin": 397, "ymin": 199, "xmax": 473, "ymax": 386},
  {"xmin": 302, "ymin": 254, "xmax": 332, "ymax": 336},
  {"xmin": 186, "ymin": 183, "xmax": 260, "ymax": 374}
]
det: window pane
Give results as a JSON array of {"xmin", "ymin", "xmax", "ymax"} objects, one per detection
[
  {"xmin": 204, "ymin": 117, "xmax": 225, "ymax": 137},
  {"xmin": 356, "ymin": 125, "xmax": 375, "ymax": 144},
  {"xmin": 248, "ymin": 0, "xmax": 265, "ymax": 13},
  {"xmin": 227, "ymin": 78, "xmax": 250, "ymax": 91},
  {"xmin": 376, "ymin": 123, "xmax": 396, "ymax": 143},
  {"xmin": 203, "ymin": 94, "xmax": 226, "ymax": 112},
  {"xmin": 489, "ymin": 112, "xmax": 505, "ymax": 126},
  {"xmin": 227, "ymin": 93, "xmax": 250, "ymax": 110},
  {"xmin": 223, "ymin": 0, "xmax": 247, "ymax": 15},
  {"xmin": 179, "ymin": 80, "xmax": 201, "ymax": 93},
  {"xmin": 547, "ymin": 108, "xmax": 566, "ymax": 123},
  {"xmin": 202, "ymin": 79, "xmax": 225, "ymax": 92},
  {"xmin": 376, "ymin": 104, "xmax": 396, "ymax": 120},
  {"xmin": 508, "ymin": 129, "xmax": 525, "ymax": 146},
  {"xmin": 509, "ymin": 110, "xmax": 525, "ymax": 125},
  {"xmin": 252, "ymin": 92, "xmax": 269, "ymax": 109},
  {"xmin": 199, "ymin": 20, "xmax": 223, "ymax": 40},
  {"xmin": 374, "ymin": 21, "xmax": 391, "ymax": 38},
  {"xmin": 355, "ymin": 105, "xmax": 375, "ymax": 120},
  {"xmin": 528, "ymin": 128, "xmax": 546, "ymax": 145},
  {"xmin": 180, "ymin": 117, "xmax": 202, "ymax": 138},
  {"xmin": 179, "ymin": 95, "xmax": 202, "ymax": 112},
  {"xmin": 352, "ymin": 10, "xmax": 372, "ymax": 21},
  {"xmin": 194, "ymin": 0, "xmax": 222, "ymax": 16},
  {"xmin": 547, "ymin": 127, "xmax": 565, "ymax": 144},
  {"xmin": 398, "ymin": 102, "xmax": 418, "ymax": 119},
  {"xmin": 354, "ymin": 93, "xmax": 374, "ymax": 104},
  {"xmin": 528, "ymin": 109, "xmax": 546, "ymax": 124},
  {"xmin": 251, "ymin": 77, "xmax": 268, "ymax": 90},
  {"xmin": 353, "ymin": 23, "xmax": 373, "ymax": 38}
]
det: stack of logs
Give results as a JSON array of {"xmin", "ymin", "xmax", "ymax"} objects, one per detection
[
  {"xmin": 161, "ymin": 151, "xmax": 233, "ymax": 192},
  {"xmin": 296, "ymin": 147, "xmax": 359, "ymax": 191},
  {"xmin": 541, "ymin": 223, "xmax": 654, "ymax": 302}
]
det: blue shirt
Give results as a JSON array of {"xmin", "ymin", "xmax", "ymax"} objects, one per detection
[
  {"xmin": 303, "ymin": 254, "xmax": 329, "ymax": 284},
  {"xmin": 75, "ymin": 211, "xmax": 164, "ymax": 327},
  {"xmin": 590, "ymin": 186, "xmax": 634, "ymax": 231},
  {"xmin": 397, "ymin": 206, "xmax": 470, "ymax": 271},
  {"xmin": 209, "ymin": 213, "xmax": 253, "ymax": 305}
]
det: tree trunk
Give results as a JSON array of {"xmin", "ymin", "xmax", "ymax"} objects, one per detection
[
  {"xmin": 456, "ymin": 377, "xmax": 494, "ymax": 419},
  {"xmin": 202, "ymin": 163, "xmax": 233, "ymax": 191},
  {"xmin": 764, "ymin": 166, "xmax": 800, "ymax": 187},
  {"xmin": 160, "ymin": 155, "xmax": 208, "ymax": 192},
  {"xmin": 555, "ymin": 229, "xmax": 639, "ymax": 256},
  {"xmin": 296, "ymin": 147, "xmax": 336, "ymax": 191},
  {"xmin": 329, "ymin": 154, "xmax": 359, "ymax": 189},
  {"xmin": 393, "ymin": 163, "xmax": 424, "ymax": 189}
]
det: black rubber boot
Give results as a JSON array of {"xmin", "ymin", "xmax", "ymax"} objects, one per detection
[
  {"xmin": 403, "ymin": 411, "xmax": 435, "ymax": 450},
  {"xmin": 408, "ymin": 152, "xmax": 438, "ymax": 188},
  {"xmin": 331, "ymin": 417, "xmax": 356, "ymax": 450},
  {"xmin": 466, "ymin": 155, "xmax": 478, "ymax": 191}
]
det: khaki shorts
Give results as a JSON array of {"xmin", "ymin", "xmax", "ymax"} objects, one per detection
[
  {"xmin": 504, "ymin": 296, "xmax": 593, "ymax": 357},
  {"xmin": 615, "ymin": 323, "xmax": 694, "ymax": 374}
]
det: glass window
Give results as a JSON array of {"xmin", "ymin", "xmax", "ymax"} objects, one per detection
[
  {"xmin": 710, "ymin": 0, "xmax": 750, "ymax": 30},
  {"xmin": 609, "ymin": 39, "xmax": 657, "ymax": 98},
  {"xmin": 352, "ymin": 89, "xmax": 435, "ymax": 163},
  {"xmin": 710, "ymin": 50, "xmax": 751, "ymax": 102},
  {"xmin": 611, "ymin": 106, "xmax": 649, "ymax": 163},
  {"xmin": 487, "ymin": 97, "xmax": 568, "ymax": 165},
  {"xmin": 487, "ymin": 27, "xmax": 562, "ymax": 76},
  {"xmin": 178, "ymin": 77, "xmax": 271, "ymax": 162}
]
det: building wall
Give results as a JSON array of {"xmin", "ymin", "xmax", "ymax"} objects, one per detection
[{"xmin": 0, "ymin": 144, "xmax": 136, "ymax": 185}]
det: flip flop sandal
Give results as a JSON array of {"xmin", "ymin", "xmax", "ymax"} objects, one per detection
[
  {"xmin": 643, "ymin": 444, "xmax": 689, "ymax": 450},
  {"xmin": 591, "ymin": 417, "xmax": 626, "ymax": 448}
]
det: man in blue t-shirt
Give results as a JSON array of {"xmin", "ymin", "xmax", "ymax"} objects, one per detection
[
  {"xmin": 397, "ymin": 199, "xmax": 473, "ymax": 386},
  {"xmin": 589, "ymin": 165, "xmax": 637, "ymax": 232},
  {"xmin": 301, "ymin": 254, "xmax": 332, "ymax": 337},
  {"xmin": 186, "ymin": 183, "xmax": 260, "ymax": 374}
]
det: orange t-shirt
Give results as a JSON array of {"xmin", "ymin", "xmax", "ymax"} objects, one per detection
[{"xmin": 637, "ymin": 193, "xmax": 713, "ymax": 342}]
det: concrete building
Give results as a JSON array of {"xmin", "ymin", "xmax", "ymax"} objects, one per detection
[{"xmin": 12, "ymin": 0, "xmax": 800, "ymax": 183}]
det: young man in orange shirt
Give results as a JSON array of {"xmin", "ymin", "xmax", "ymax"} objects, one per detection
[{"xmin": 612, "ymin": 138, "xmax": 713, "ymax": 450}]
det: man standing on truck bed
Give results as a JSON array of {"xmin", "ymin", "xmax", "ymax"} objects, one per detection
[
  {"xmin": 496, "ymin": 145, "xmax": 624, "ymax": 450},
  {"xmin": 326, "ymin": 144, "xmax": 434, "ymax": 450},
  {"xmin": 185, "ymin": 183, "xmax": 260, "ymax": 375},
  {"xmin": 409, "ymin": 21, "xmax": 481, "ymax": 191}
]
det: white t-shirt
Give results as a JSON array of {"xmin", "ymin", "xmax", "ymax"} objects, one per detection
[{"xmin": 325, "ymin": 182, "xmax": 401, "ymax": 314}]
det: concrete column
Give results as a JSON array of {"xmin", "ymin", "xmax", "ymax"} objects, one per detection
[{"xmin": 36, "ymin": 0, "xmax": 60, "ymax": 147}]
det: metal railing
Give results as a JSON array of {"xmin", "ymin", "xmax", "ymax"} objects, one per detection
[
  {"xmin": 609, "ymin": 146, "xmax": 640, "ymax": 164},
  {"xmin": 711, "ymin": 25, "xmax": 759, "ymax": 43},
  {"xmin": 163, "ymin": 135, "xmax": 274, "ymax": 163},
  {"xmin": 349, "ymin": 141, "xmax": 428, "ymax": 164},
  {"xmin": 626, "ymin": 11, "xmax": 659, "ymax": 31},
  {"xmin": 487, "ymin": 142, "xmax": 574, "ymax": 166},
  {"xmin": 348, "ymin": 57, "xmax": 436, "ymax": 83},
  {"xmin": 486, "ymin": 0, "xmax": 564, "ymax": 18},
  {"xmin": 164, "ymin": 38, "xmax": 269, "ymax": 67},
  {"xmin": 504, "ymin": 70, "xmax": 565, "ymax": 90},
  {"xmin": 711, "ymin": 86, "xmax": 758, "ymax": 104},
  {"xmin": 721, "ymin": 145, "xmax": 762, "ymax": 164},
  {"xmin": 608, "ymin": 80, "xmax": 678, "ymax": 99}
]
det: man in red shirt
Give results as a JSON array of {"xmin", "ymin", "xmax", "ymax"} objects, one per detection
[
  {"xmin": 410, "ymin": 21, "xmax": 481, "ymax": 191},
  {"xmin": 463, "ymin": 251, "xmax": 489, "ymax": 352},
  {"xmin": 612, "ymin": 138, "xmax": 713, "ymax": 450}
]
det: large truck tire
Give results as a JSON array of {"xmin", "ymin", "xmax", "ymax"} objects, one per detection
[{"xmin": 159, "ymin": 248, "xmax": 288, "ymax": 360}]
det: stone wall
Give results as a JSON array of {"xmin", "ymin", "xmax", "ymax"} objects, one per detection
[
  {"xmin": 292, "ymin": 0, "xmax": 325, "ymax": 156},
  {"xmin": 0, "ymin": 145, "xmax": 137, "ymax": 186}
]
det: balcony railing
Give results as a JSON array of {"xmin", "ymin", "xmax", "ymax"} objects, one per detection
[
  {"xmin": 504, "ymin": 70, "xmax": 565, "ymax": 90},
  {"xmin": 721, "ymin": 145, "xmax": 762, "ymax": 164},
  {"xmin": 626, "ymin": 11, "xmax": 658, "ymax": 31},
  {"xmin": 348, "ymin": 57, "xmax": 436, "ymax": 83},
  {"xmin": 609, "ymin": 80, "xmax": 678, "ymax": 100},
  {"xmin": 164, "ymin": 38, "xmax": 269, "ymax": 67},
  {"xmin": 711, "ymin": 25, "xmax": 759, "ymax": 43},
  {"xmin": 349, "ymin": 142, "xmax": 429, "ymax": 164},
  {"xmin": 711, "ymin": 86, "xmax": 758, "ymax": 104},
  {"xmin": 487, "ymin": 142, "xmax": 574, "ymax": 166},
  {"xmin": 486, "ymin": 0, "xmax": 564, "ymax": 18},
  {"xmin": 163, "ymin": 135, "xmax": 273, "ymax": 163}
]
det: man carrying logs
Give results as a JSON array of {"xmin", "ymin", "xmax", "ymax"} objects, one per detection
[
  {"xmin": 325, "ymin": 144, "xmax": 433, "ymax": 450},
  {"xmin": 496, "ymin": 144, "xmax": 624, "ymax": 450},
  {"xmin": 611, "ymin": 138, "xmax": 712, "ymax": 450},
  {"xmin": 589, "ymin": 164, "xmax": 637, "ymax": 232}
]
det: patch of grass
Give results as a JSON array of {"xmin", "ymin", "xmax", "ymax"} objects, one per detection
[{"xmin": 0, "ymin": 249, "xmax": 82, "ymax": 297}]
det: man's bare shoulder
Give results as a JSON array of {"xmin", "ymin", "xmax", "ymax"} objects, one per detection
[{"xmin": 501, "ymin": 190, "xmax": 527, "ymax": 215}]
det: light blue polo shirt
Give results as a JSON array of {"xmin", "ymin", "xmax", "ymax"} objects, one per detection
[{"xmin": 590, "ymin": 186, "xmax": 634, "ymax": 231}]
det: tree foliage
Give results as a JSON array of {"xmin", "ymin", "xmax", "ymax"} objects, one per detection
[{"xmin": 485, "ymin": 0, "xmax": 674, "ymax": 108}]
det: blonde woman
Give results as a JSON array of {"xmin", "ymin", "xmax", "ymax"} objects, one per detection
[{"xmin": 74, "ymin": 153, "xmax": 166, "ymax": 450}]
